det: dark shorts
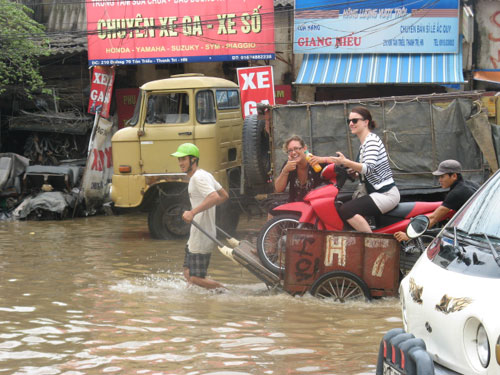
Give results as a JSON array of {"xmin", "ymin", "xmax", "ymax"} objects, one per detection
[
  {"xmin": 338, "ymin": 194, "xmax": 382, "ymax": 221},
  {"xmin": 183, "ymin": 245, "xmax": 211, "ymax": 278}
]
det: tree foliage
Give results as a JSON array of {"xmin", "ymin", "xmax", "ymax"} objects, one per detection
[{"xmin": 0, "ymin": 0, "xmax": 50, "ymax": 97}]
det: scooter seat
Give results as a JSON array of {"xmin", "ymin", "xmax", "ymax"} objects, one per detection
[
  {"xmin": 383, "ymin": 201, "xmax": 442, "ymax": 219},
  {"xmin": 383, "ymin": 202, "xmax": 419, "ymax": 219}
]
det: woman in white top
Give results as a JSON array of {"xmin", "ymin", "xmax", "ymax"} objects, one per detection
[{"xmin": 324, "ymin": 106, "xmax": 400, "ymax": 232}]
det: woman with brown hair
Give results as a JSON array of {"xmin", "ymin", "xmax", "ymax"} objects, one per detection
[
  {"xmin": 273, "ymin": 135, "xmax": 328, "ymax": 204},
  {"xmin": 328, "ymin": 106, "xmax": 400, "ymax": 232}
]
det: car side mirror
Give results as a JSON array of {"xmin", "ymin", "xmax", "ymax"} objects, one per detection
[{"xmin": 407, "ymin": 215, "xmax": 430, "ymax": 239}]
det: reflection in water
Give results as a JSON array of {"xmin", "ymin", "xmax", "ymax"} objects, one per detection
[{"xmin": 0, "ymin": 213, "xmax": 402, "ymax": 374}]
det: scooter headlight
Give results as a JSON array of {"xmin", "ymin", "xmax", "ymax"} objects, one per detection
[{"xmin": 476, "ymin": 324, "xmax": 490, "ymax": 368}]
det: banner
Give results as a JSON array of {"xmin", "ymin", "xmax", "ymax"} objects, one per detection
[
  {"xmin": 81, "ymin": 117, "xmax": 115, "ymax": 211},
  {"xmin": 237, "ymin": 66, "xmax": 275, "ymax": 118},
  {"xmin": 294, "ymin": 0, "xmax": 459, "ymax": 54},
  {"xmin": 86, "ymin": 0, "xmax": 275, "ymax": 66},
  {"xmin": 88, "ymin": 66, "xmax": 115, "ymax": 118}
]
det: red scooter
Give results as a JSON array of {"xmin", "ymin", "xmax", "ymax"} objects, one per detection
[{"xmin": 257, "ymin": 163, "xmax": 447, "ymax": 275}]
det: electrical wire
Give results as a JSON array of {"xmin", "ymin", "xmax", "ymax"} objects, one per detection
[{"xmin": 0, "ymin": 0, "xmax": 458, "ymax": 54}]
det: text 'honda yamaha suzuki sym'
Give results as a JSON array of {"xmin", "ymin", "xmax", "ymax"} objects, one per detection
[{"xmin": 257, "ymin": 163, "xmax": 444, "ymax": 275}]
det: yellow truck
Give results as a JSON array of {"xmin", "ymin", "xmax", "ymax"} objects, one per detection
[{"xmin": 110, "ymin": 73, "xmax": 269, "ymax": 239}]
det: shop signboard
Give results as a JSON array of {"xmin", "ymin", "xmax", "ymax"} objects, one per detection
[
  {"xmin": 275, "ymin": 84, "xmax": 292, "ymax": 105},
  {"xmin": 294, "ymin": 0, "xmax": 459, "ymax": 54},
  {"xmin": 237, "ymin": 65, "xmax": 275, "ymax": 118},
  {"xmin": 88, "ymin": 66, "xmax": 115, "ymax": 118},
  {"xmin": 86, "ymin": 0, "xmax": 275, "ymax": 66}
]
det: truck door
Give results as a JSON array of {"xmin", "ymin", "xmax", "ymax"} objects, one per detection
[{"xmin": 139, "ymin": 91, "xmax": 194, "ymax": 174}]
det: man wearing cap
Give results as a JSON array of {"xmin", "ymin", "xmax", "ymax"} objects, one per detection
[
  {"xmin": 171, "ymin": 143, "xmax": 229, "ymax": 290},
  {"xmin": 394, "ymin": 159, "xmax": 479, "ymax": 242}
]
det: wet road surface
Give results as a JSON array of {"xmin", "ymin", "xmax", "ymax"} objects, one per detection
[{"xmin": 0, "ymin": 213, "xmax": 402, "ymax": 374}]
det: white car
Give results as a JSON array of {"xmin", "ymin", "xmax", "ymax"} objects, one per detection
[{"xmin": 377, "ymin": 169, "xmax": 500, "ymax": 375}]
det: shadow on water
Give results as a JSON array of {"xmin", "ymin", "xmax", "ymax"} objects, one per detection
[{"xmin": 0, "ymin": 213, "xmax": 402, "ymax": 374}]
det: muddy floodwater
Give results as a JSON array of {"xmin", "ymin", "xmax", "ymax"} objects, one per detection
[{"xmin": 0, "ymin": 213, "xmax": 403, "ymax": 374}]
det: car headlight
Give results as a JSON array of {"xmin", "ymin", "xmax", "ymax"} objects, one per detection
[
  {"xmin": 496, "ymin": 336, "xmax": 500, "ymax": 365},
  {"xmin": 464, "ymin": 318, "xmax": 491, "ymax": 370},
  {"xmin": 476, "ymin": 324, "xmax": 490, "ymax": 368}
]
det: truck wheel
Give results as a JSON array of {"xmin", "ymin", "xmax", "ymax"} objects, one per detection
[
  {"xmin": 310, "ymin": 271, "xmax": 371, "ymax": 302},
  {"xmin": 257, "ymin": 214, "xmax": 301, "ymax": 275},
  {"xmin": 216, "ymin": 201, "xmax": 240, "ymax": 235},
  {"xmin": 242, "ymin": 114, "xmax": 270, "ymax": 189},
  {"xmin": 148, "ymin": 196, "xmax": 191, "ymax": 240}
]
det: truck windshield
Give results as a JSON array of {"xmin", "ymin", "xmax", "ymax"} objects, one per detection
[{"xmin": 146, "ymin": 93, "xmax": 189, "ymax": 124}]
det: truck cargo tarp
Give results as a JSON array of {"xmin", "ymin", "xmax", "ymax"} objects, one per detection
[{"xmin": 271, "ymin": 92, "xmax": 493, "ymax": 194}]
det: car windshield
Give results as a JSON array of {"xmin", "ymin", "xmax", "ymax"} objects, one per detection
[
  {"xmin": 428, "ymin": 171, "xmax": 500, "ymax": 278},
  {"xmin": 450, "ymin": 172, "xmax": 500, "ymax": 241}
]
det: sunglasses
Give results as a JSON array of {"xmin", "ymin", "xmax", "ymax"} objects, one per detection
[{"xmin": 348, "ymin": 118, "xmax": 364, "ymax": 125}]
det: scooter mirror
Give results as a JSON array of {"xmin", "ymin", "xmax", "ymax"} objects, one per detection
[{"xmin": 406, "ymin": 215, "xmax": 430, "ymax": 239}]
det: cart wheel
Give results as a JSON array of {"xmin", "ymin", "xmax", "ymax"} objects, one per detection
[{"xmin": 310, "ymin": 271, "xmax": 371, "ymax": 302}]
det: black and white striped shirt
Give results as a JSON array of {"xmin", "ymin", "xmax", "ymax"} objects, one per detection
[{"xmin": 360, "ymin": 132, "xmax": 394, "ymax": 191}]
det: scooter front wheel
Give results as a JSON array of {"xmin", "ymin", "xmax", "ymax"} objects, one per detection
[{"xmin": 257, "ymin": 215, "xmax": 312, "ymax": 275}]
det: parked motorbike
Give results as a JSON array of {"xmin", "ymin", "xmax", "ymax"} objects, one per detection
[{"xmin": 258, "ymin": 163, "xmax": 444, "ymax": 275}]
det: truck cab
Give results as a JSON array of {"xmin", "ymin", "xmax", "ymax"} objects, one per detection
[{"xmin": 110, "ymin": 74, "xmax": 243, "ymax": 239}]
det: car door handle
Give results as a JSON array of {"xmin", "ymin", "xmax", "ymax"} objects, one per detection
[{"xmin": 178, "ymin": 132, "xmax": 192, "ymax": 136}]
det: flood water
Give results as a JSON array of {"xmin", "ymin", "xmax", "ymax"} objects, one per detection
[{"xmin": 0, "ymin": 213, "xmax": 402, "ymax": 374}]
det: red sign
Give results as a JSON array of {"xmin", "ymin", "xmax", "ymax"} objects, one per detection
[
  {"xmin": 85, "ymin": 0, "xmax": 275, "ymax": 66},
  {"xmin": 88, "ymin": 66, "xmax": 115, "ymax": 118},
  {"xmin": 237, "ymin": 66, "xmax": 275, "ymax": 118},
  {"xmin": 274, "ymin": 85, "xmax": 292, "ymax": 105},
  {"xmin": 115, "ymin": 88, "xmax": 139, "ymax": 129}
]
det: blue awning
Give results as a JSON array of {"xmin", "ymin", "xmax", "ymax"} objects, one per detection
[{"xmin": 295, "ymin": 52, "xmax": 464, "ymax": 85}]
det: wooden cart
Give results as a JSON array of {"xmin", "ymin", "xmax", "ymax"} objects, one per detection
[{"xmin": 283, "ymin": 228, "xmax": 401, "ymax": 301}]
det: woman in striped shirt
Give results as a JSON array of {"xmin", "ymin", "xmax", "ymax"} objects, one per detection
[{"xmin": 329, "ymin": 106, "xmax": 400, "ymax": 232}]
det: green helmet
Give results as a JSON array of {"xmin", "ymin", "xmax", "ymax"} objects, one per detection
[{"xmin": 171, "ymin": 143, "xmax": 200, "ymax": 158}]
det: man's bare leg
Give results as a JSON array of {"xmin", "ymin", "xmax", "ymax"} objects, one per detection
[{"xmin": 189, "ymin": 276, "xmax": 225, "ymax": 290}]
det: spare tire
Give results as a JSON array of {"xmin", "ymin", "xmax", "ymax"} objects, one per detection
[{"xmin": 242, "ymin": 114, "xmax": 270, "ymax": 189}]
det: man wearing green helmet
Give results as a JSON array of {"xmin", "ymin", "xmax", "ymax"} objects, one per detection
[{"xmin": 171, "ymin": 143, "xmax": 229, "ymax": 290}]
